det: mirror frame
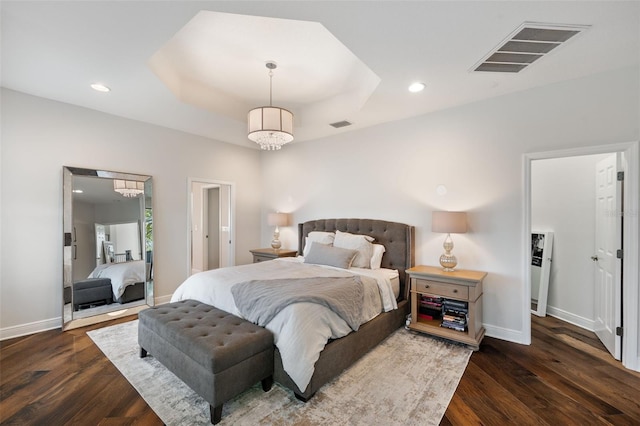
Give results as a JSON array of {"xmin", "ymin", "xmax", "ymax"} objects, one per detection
[
  {"xmin": 62, "ymin": 166, "xmax": 154, "ymax": 330},
  {"xmin": 531, "ymin": 231, "xmax": 554, "ymax": 317}
]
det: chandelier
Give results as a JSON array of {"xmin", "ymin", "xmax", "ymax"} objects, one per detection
[
  {"xmin": 247, "ymin": 62, "xmax": 294, "ymax": 150},
  {"xmin": 113, "ymin": 179, "xmax": 144, "ymax": 198}
]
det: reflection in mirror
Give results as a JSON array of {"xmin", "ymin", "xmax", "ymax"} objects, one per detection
[
  {"xmin": 63, "ymin": 166, "xmax": 153, "ymax": 330},
  {"xmin": 531, "ymin": 231, "xmax": 554, "ymax": 317}
]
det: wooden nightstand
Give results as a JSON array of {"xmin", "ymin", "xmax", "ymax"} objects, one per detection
[
  {"xmin": 249, "ymin": 248, "xmax": 297, "ymax": 263},
  {"xmin": 406, "ymin": 265, "xmax": 487, "ymax": 350}
]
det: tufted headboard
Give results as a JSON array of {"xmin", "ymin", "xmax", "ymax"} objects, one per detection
[{"xmin": 298, "ymin": 218, "xmax": 415, "ymax": 300}]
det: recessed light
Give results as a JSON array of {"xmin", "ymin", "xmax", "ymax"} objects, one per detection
[
  {"xmin": 408, "ymin": 82, "xmax": 425, "ymax": 93},
  {"xmin": 72, "ymin": 189, "xmax": 83, "ymax": 194},
  {"xmin": 91, "ymin": 83, "xmax": 111, "ymax": 92}
]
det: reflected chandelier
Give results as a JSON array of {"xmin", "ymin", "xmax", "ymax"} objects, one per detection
[
  {"xmin": 247, "ymin": 62, "xmax": 294, "ymax": 150},
  {"xmin": 113, "ymin": 179, "xmax": 144, "ymax": 198}
]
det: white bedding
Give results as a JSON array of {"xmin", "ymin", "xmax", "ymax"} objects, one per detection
[
  {"xmin": 88, "ymin": 260, "xmax": 146, "ymax": 299},
  {"xmin": 170, "ymin": 257, "xmax": 399, "ymax": 392}
]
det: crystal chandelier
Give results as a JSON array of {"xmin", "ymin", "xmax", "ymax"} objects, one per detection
[
  {"xmin": 113, "ymin": 179, "xmax": 144, "ymax": 198},
  {"xmin": 247, "ymin": 62, "xmax": 294, "ymax": 150}
]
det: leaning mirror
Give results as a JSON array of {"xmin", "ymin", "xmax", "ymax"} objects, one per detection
[
  {"xmin": 531, "ymin": 231, "xmax": 553, "ymax": 317},
  {"xmin": 63, "ymin": 166, "xmax": 154, "ymax": 330}
]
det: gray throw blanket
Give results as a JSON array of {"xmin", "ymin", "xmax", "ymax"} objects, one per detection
[{"xmin": 231, "ymin": 276, "xmax": 364, "ymax": 331}]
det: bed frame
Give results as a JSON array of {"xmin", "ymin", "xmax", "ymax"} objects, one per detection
[{"xmin": 273, "ymin": 218, "xmax": 415, "ymax": 401}]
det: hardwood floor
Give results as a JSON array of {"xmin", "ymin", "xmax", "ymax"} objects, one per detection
[
  {"xmin": 443, "ymin": 315, "xmax": 640, "ymax": 425},
  {"xmin": 1, "ymin": 314, "xmax": 639, "ymax": 425},
  {"xmin": 0, "ymin": 316, "xmax": 162, "ymax": 425}
]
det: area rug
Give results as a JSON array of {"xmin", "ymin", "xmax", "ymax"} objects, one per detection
[{"xmin": 88, "ymin": 320, "xmax": 471, "ymax": 425}]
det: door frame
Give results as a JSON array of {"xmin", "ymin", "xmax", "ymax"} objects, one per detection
[
  {"xmin": 523, "ymin": 141, "xmax": 639, "ymax": 371},
  {"xmin": 187, "ymin": 177, "xmax": 236, "ymax": 276}
]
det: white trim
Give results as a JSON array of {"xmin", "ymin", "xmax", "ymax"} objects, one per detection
[
  {"xmin": 524, "ymin": 141, "xmax": 639, "ymax": 372},
  {"xmin": 0, "ymin": 317, "xmax": 61, "ymax": 341},
  {"xmin": 546, "ymin": 306, "xmax": 596, "ymax": 331},
  {"xmin": 154, "ymin": 294, "xmax": 173, "ymax": 305},
  {"xmin": 484, "ymin": 323, "xmax": 525, "ymax": 344}
]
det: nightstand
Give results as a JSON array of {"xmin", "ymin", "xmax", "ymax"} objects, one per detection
[
  {"xmin": 406, "ymin": 265, "xmax": 487, "ymax": 350},
  {"xmin": 249, "ymin": 248, "xmax": 297, "ymax": 263}
]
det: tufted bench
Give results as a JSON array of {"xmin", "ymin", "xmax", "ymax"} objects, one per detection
[
  {"xmin": 73, "ymin": 278, "xmax": 112, "ymax": 311},
  {"xmin": 138, "ymin": 300, "xmax": 274, "ymax": 424}
]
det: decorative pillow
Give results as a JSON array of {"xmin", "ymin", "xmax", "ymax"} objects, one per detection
[
  {"xmin": 302, "ymin": 231, "xmax": 335, "ymax": 257},
  {"xmin": 370, "ymin": 244, "xmax": 386, "ymax": 269},
  {"xmin": 304, "ymin": 242, "xmax": 357, "ymax": 269},
  {"xmin": 333, "ymin": 230, "xmax": 374, "ymax": 269}
]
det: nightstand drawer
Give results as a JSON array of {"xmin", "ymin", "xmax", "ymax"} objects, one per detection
[
  {"xmin": 414, "ymin": 279, "xmax": 469, "ymax": 300},
  {"xmin": 253, "ymin": 255, "xmax": 272, "ymax": 263}
]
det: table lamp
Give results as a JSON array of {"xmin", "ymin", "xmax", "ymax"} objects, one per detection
[
  {"xmin": 268, "ymin": 212, "xmax": 290, "ymax": 249},
  {"xmin": 431, "ymin": 211, "xmax": 467, "ymax": 271}
]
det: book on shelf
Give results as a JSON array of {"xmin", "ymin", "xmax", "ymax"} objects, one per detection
[
  {"xmin": 442, "ymin": 299, "xmax": 468, "ymax": 310},
  {"xmin": 441, "ymin": 321, "xmax": 467, "ymax": 332},
  {"xmin": 419, "ymin": 307, "xmax": 442, "ymax": 320}
]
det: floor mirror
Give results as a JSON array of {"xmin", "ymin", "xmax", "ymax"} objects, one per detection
[
  {"xmin": 531, "ymin": 231, "xmax": 553, "ymax": 317},
  {"xmin": 62, "ymin": 166, "xmax": 154, "ymax": 330}
]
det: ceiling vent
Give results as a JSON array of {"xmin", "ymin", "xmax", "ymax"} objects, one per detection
[
  {"xmin": 330, "ymin": 120, "xmax": 353, "ymax": 128},
  {"xmin": 473, "ymin": 22, "xmax": 589, "ymax": 73}
]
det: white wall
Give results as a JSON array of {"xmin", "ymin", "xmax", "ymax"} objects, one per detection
[
  {"xmin": 531, "ymin": 154, "xmax": 610, "ymax": 329},
  {"xmin": 0, "ymin": 88, "xmax": 262, "ymax": 335},
  {"xmin": 260, "ymin": 66, "xmax": 640, "ymax": 344}
]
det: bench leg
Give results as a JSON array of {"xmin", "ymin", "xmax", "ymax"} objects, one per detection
[
  {"xmin": 210, "ymin": 404, "xmax": 222, "ymax": 425},
  {"xmin": 261, "ymin": 375, "xmax": 273, "ymax": 392},
  {"xmin": 294, "ymin": 391, "xmax": 315, "ymax": 403},
  {"xmin": 140, "ymin": 348, "xmax": 147, "ymax": 358}
]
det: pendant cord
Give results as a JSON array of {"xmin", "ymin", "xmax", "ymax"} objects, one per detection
[{"xmin": 269, "ymin": 70, "xmax": 273, "ymax": 106}]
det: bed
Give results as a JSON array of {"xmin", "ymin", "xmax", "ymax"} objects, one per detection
[
  {"xmin": 171, "ymin": 218, "xmax": 415, "ymax": 401},
  {"xmin": 88, "ymin": 259, "xmax": 147, "ymax": 304}
]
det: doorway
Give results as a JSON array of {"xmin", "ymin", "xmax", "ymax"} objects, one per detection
[
  {"xmin": 187, "ymin": 178, "xmax": 235, "ymax": 275},
  {"xmin": 524, "ymin": 141, "xmax": 639, "ymax": 371}
]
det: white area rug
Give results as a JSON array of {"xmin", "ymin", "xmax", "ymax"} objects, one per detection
[{"xmin": 88, "ymin": 320, "xmax": 471, "ymax": 425}]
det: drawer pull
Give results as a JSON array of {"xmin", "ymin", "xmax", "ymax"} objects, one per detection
[
  {"xmin": 453, "ymin": 289, "xmax": 458, "ymax": 293},
  {"xmin": 425, "ymin": 285, "xmax": 429, "ymax": 288}
]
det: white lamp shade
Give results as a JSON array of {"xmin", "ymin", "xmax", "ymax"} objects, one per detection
[
  {"xmin": 248, "ymin": 107, "xmax": 294, "ymax": 143},
  {"xmin": 268, "ymin": 212, "xmax": 290, "ymax": 227},
  {"xmin": 432, "ymin": 211, "xmax": 467, "ymax": 234},
  {"xmin": 113, "ymin": 179, "xmax": 144, "ymax": 197}
]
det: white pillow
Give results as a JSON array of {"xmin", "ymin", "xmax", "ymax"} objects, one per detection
[
  {"xmin": 370, "ymin": 244, "xmax": 386, "ymax": 269},
  {"xmin": 333, "ymin": 230, "xmax": 374, "ymax": 269},
  {"xmin": 302, "ymin": 231, "xmax": 335, "ymax": 257}
]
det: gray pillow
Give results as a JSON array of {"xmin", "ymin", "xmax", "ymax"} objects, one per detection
[{"xmin": 304, "ymin": 242, "xmax": 357, "ymax": 269}]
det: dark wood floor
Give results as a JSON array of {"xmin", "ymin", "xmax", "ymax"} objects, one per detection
[{"xmin": 2, "ymin": 315, "xmax": 639, "ymax": 425}]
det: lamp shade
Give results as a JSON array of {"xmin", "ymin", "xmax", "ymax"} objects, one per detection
[
  {"xmin": 268, "ymin": 212, "xmax": 290, "ymax": 227},
  {"xmin": 432, "ymin": 211, "xmax": 467, "ymax": 234}
]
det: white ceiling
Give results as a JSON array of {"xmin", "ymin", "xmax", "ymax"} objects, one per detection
[{"xmin": 2, "ymin": 1, "xmax": 639, "ymax": 150}]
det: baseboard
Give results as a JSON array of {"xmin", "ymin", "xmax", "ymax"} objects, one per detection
[
  {"xmin": 0, "ymin": 294, "xmax": 172, "ymax": 341},
  {"xmin": 484, "ymin": 323, "xmax": 528, "ymax": 345},
  {"xmin": 154, "ymin": 294, "xmax": 172, "ymax": 305},
  {"xmin": 0, "ymin": 317, "xmax": 61, "ymax": 341},
  {"xmin": 546, "ymin": 305, "xmax": 595, "ymax": 331}
]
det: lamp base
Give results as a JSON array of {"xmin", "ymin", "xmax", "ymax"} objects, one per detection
[
  {"xmin": 271, "ymin": 239, "xmax": 282, "ymax": 250},
  {"xmin": 439, "ymin": 253, "xmax": 457, "ymax": 271}
]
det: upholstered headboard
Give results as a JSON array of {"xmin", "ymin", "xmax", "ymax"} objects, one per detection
[{"xmin": 298, "ymin": 218, "xmax": 415, "ymax": 300}]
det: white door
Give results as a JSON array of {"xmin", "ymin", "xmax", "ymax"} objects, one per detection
[{"xmin": 593, "ymin": 153, "xmax": 622, "ymax": 359}]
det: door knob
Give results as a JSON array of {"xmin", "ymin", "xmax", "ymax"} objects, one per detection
[{"xmin": 591, "ymin": 255, "xmax": 599, "ymax": 261}]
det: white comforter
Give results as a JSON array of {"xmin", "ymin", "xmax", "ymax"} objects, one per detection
[
  {"xmin": 88, "ymin": 260, "xmax": 146, "ymax": 299},
  {"xmin": 170, "ymin": 257, "xmax": 398, "ymax": 392}
]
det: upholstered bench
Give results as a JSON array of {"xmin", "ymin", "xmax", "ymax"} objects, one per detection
[
  {"xmin": 138, "ymin": 300, "xmax": 274, "ymax": 424},
  {"xmin": 73, "ymin": 278, "xmax": 112, "ymax": 311}
]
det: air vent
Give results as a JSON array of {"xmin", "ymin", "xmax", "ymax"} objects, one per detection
[
  {"xmin": 330, "ymin": 120, "xmax": 352, "ymax": 128},
  {"xmin": 473, "ymin": 22, "xmax": 589, "ymax": 73}
]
